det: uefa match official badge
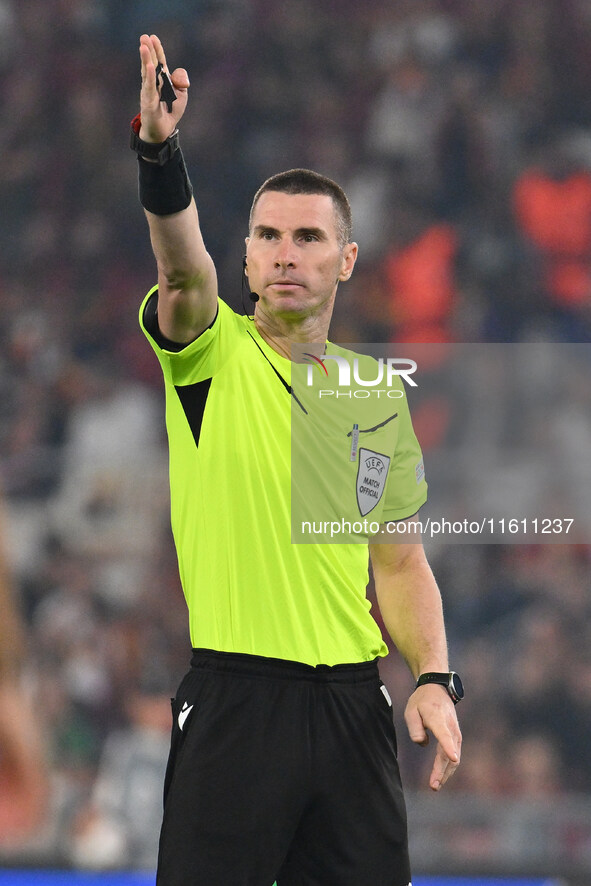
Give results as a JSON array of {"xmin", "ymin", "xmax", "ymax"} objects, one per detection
[{"xmin": 356, "ymin": 448, "xmax": 391, "ymax": 516}]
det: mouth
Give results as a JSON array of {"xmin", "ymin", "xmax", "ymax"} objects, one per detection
[{"xmin": 269, "ymin": 280, "xmax": 304, "ymax": 290}]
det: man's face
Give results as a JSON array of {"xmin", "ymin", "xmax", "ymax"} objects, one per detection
[{"xmin": 245, "ymin": 191, "xmax": 357, "ymax": 320}]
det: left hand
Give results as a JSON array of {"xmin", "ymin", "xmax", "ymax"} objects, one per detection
[{"xmin": 404, "ymin": 684, "xmax": 462, "ymax": 791}]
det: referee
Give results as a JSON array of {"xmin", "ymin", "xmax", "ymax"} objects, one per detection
[{"xmin": 133, "ymin": 34, "xmax": 462, "ymax": 886}]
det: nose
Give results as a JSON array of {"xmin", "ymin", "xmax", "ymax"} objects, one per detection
[{"xmin": 274, "ymin": 237, "xmax": 297, "ymax": 269}]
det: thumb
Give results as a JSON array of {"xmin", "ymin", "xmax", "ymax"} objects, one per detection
[
  {"xmin": 405, "ymin": 704, "xmax": 429, "ymax": 747},
  {"xmin": 171, "ymin": 67, "xmax": 190, "ymax": 90}
]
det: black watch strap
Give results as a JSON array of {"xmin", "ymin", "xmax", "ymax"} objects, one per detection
[
  {"xmin": 130, "ymin": 114, "xmax": 180, "ymax": 166},
  {"xmin": 416, "ymin": 671, "xmax": 464, "ymax": 704}
]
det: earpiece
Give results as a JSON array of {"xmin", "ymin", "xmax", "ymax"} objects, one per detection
[{"xmin": 241, "ymin": 255, "xmax": 259, "ymax": 305}]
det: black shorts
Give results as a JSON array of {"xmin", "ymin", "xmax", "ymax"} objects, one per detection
[{"xmin": 157, "ymin": 649, "xmax": 411, "ymax": 886}]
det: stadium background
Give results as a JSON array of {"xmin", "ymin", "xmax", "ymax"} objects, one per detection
[{"xmin": 1, "ymin": 0, "xmax": 591, "ymax": 882}]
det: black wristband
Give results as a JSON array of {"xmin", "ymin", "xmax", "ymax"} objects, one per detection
[
  {"xmin": 138, "ymin": 148, "xmax": 193, "ymax": 216},
  {"xmin": 130, "ymin": 124, "xmax": 180, "ymax": 165}
]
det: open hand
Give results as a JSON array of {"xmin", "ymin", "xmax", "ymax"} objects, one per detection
[{"xmin": 138, "ymin": 34, "xmax": 190, "ymax": 143}]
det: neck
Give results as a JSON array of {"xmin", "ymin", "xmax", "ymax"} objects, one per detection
[{"xmin": 253, "ymin": 305, "xmax": 332, "ymax": 360}]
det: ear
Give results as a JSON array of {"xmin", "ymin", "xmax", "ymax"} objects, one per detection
[
  {"xmin": 244, "ymin": 238, "xmax": 250, "ymax": 275},
  {"xmin": 338, "ymin": 242, "xmax": 358, "ymax": 282}
]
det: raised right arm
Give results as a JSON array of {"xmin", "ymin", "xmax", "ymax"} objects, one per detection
[{"xmin": 137, "ymin": 34, "xmax": 217, "ymax": 343}]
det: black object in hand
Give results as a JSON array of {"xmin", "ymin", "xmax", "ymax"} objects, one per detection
[{"xmin": 155, "ymin": 62, "xmax": 177, "ymax": 113}]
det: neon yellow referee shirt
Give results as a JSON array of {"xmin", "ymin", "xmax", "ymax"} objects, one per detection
[{"xmin": 140, "ymin": 289, "xmax": 427, "ymax": 666}]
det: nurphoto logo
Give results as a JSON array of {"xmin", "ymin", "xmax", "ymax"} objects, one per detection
[{"xmin": 302, "ymin": 354, "xmax": 417, "ymax": 399}]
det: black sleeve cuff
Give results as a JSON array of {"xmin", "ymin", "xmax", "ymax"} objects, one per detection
[{"xmin": 142, "ymin": 290, "xmax": 218, "ymax": 351}]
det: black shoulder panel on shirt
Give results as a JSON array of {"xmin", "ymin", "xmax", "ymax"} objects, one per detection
[
  {"xmin": 174, "ymin": 379, "xmax": 213, "ymax": 448},
  {"xmin": 143, "ymin": 290, "xmax": 219, "ymax": 353},
  {"xmin": 143, "ymin": 291, "xmax": 186, "ymax": 352}
]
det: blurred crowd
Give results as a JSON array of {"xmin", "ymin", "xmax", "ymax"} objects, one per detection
[{"xmin": 1, "ymin": 0, "xmax": 591, "ymax": 872}]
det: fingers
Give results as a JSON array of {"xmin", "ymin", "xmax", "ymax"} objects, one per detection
[
  {"xmin": 140, "ymin": 33, "xmax": 166, "ymax": 71},
  {"xmin": 430, "ymin": 735, "xmax": 461, "ymax": 791},
  {"xmin": 404, "ymin": 703, "xmax": 429, "ymax": 747},
  {"xmin": 171, "ymin": 68, "xmax": 190, "ymax": 91},
  {"xmin": 139, "ymin": 36, "xmax": 189, "ymax": 98},
  {"xmin": 139, "ymin": 34, "xmax": 169, "ymax": 94},
  {"xmin": 428, "ymin": 717, "xmax": 461, "ymax": 791},
  {"xmin": 150, "ymin": 33, "xmax": 167, "ymax": 69},
  {"xmin": 137, "ymin": 34, "xmax": 189, "ymax": 140},
  {"xmin": 139, "ymin": 37, "xmax": 156, "ymax": 98},
  {"xmin": 405, "ymin": 686, "xmax": 462, "ymax": 791}
]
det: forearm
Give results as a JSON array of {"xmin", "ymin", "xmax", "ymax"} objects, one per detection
[
  {"xmin": 147, "ymin": 196, "xmax": 202, "ymax": 278},
  {"xmin": 135, "ymin": 35, "xmax": 218, "ymax": 341},
  {"xmin": 147, "ymin": 197, "xmax": 215, "ymax": 292},
  {"xmin": 372, "ymin": 545, "xmax": 448, "ymax": 679},
  {"xmin": 148, "ymin": 209, "xmax": 217, "ymax": 341},
  {"xmin": 139, "ymin": 159, "xmax": 217, "ymax": 341},
  {"xmin": 370, "ymin": 534, "xmax": 461, "ymax": 791}
]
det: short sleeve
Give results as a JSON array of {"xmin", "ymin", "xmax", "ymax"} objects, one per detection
[
  {"xmin": 139, "ymin": 287, "xmax": 240, "ymax": 386},
  {"xmin": 380, "ymin": 390, "xmax": 427, "ymax": 522}
]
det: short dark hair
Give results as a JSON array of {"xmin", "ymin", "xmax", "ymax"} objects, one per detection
[{"xmin": 249, "ymin": 168, "xmax": 353, "ymax": 248}]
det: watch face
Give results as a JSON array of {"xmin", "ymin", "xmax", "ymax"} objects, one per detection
[{"xmin": 449, "ymin": 672, "xmax": 464, "ymax": 701}]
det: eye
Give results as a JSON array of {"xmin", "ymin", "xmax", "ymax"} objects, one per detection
[
  {"xmin": 260, "ymin": 230, "xmax": 276, "ymax": 241},
  {"xmin": 301, "ymin": 232, "xmax": 319, "ymax": 243}
]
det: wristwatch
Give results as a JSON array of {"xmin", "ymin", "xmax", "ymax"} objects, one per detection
[{"xmin": 415, "ymin": 671, "xmax": 464, "ymax": 704}]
